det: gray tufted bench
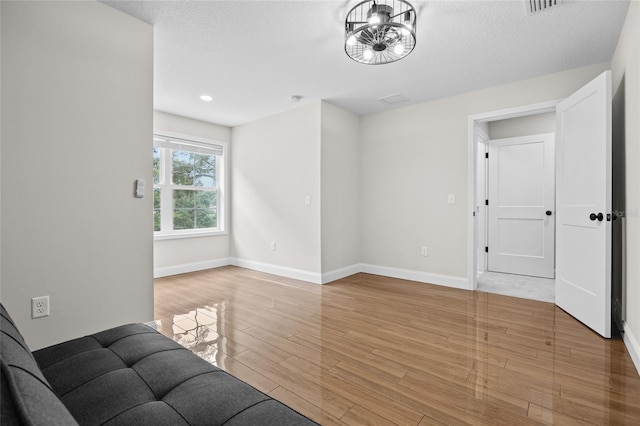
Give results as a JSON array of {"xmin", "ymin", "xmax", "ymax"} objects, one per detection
[{"xmin": 1, "ymin": 303, "xmax": 318, "ymax": 425}]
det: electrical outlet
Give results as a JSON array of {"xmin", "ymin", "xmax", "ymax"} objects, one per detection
[
  {"xmin": 31, "ymin": 296, "xmax": 50, "ymax": 319},
  {"xmin": 421, "ymin": 246, "xmax": 428, "ymax": 257},
  {"xmin": 270, "ymin": 241, "xmax": 276, "ymax": 251}
]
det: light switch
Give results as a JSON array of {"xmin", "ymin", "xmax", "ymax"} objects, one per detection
[
  {"xmin": 448, "ymin": 194, "xmax": 455, "ymax": 204},
  {"xmin": 135, "ymin": 179, "xmax": 145, "ymax": 198}
]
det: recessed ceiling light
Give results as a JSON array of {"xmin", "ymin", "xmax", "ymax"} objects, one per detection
[{"xmin": 200, "ymin": 95, "xmax": 213, "ymax": 102}]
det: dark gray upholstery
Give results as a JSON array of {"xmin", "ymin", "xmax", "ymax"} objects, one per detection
[
  {"xmin": 0, "ymin": 303, "xmax": 317, "ymax": 425},
  {"xmin": 1, "ymin": 304, "xmax": 79, "ymax": 425}
]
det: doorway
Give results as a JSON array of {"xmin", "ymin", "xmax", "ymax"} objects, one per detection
[
  {"xmin": 478, "ymin": 126, "xmax": 557, "ymax": 302},
  {"xmin": 466, "ymin": 101, "xmax": 560, "ymax": 301},
  {"xmin": 468, "ymin": 71, "xmax": 614, "ymax": 338}
]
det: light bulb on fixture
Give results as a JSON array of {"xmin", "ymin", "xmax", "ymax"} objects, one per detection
[
  {"xmin": 394, "ymin": 44, "xmax": 405, "ymax": 55},
  {"xmin": 368, "ymin": 14, "xmax": 380, "ymax": 25},
  {"xmin": 346, "ymin": 35, "xmax": 356, "ymax": 46},
  {"xmin": 404, "ymin": 11, "xmax": 412, "ymax": 28},
  {"xmin": 363, "ymin": 49, "xmax": 373, "ymax": 61}
]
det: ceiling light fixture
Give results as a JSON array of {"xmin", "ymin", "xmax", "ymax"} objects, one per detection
[
  {"xmin": 345, "ymin": 0, "xmax": 416, "ymax": 65},
  {"xmin": 199, "ymin": 95, "xmax": 213, "ymax": 102}
]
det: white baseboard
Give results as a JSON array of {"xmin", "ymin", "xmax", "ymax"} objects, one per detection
[
  {"xmin": 360, "ymin": 263, "xmax": 468, "ymax": 290},
  {"xmin": 226, "ymin": 260, "xmax": 467, "ymax": 289},
  {"xmin": 230, "ymin": 258, "xmax": 323, "ymax": 284},
  {"xmin": 623, "ymin": 322, "xmax": 640, "ymax": 376},
  {"xmin": 321, "ymin": 264, "xmax": 362, "ymax": 284},
  {"xmin": 154, "ymin": 258, "xmax": 232, "ymax": 278},
  {"xmin": 153, "ymin": 257, "xmax": 468, "ymax": 291}
]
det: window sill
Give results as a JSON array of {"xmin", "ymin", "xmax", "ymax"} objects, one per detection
[{"xmin": 154, "ymin": 230, "xmax": 227, "ymax": 241}]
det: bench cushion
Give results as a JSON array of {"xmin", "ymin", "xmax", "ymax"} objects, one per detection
[{"xmin": 0, "ymin": 304, "xmax": 79, "ymax": 425}]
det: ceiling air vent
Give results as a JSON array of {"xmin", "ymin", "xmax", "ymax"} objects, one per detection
[
  {"xmin": 526, "ymin": 0, "xmax": 562, "ymax": 15},
  {"xmin": 379, "ymin": 93, "xmax": 409, "ymax": 105}
]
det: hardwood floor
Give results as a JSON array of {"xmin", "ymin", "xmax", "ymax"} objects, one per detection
[{"xmin": 154, "ymin": 266, "xmax": 640, "ymax": 425}]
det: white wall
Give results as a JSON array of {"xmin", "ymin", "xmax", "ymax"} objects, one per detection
[
  {"xmin": 0, "ymin": 1, "xmax": 3, "ymax": 306},
  {"xmin": 231, "ymin": 102, "xmax": 322, "ymax": 280},
  {"xmin": 611, "ymin": 0, "xmax": 640, "ymax": 373},
  {"xmin": 488, "ymin": 112, "xmax": 555, "ymax": 139},
  {"xmin": 0, "ymin": 1, "xmax": 153, "ymax": 349},
  {"xmin": 320, "ymin": 102, "xmax": 360, "ymax": 279},
  {"xmin": 360, "ymin": 62, "xmax": 609, "ymax": 285},
  {"xmin": 153, "ymin": 111, "xmax": 231, "ymax": 277}
]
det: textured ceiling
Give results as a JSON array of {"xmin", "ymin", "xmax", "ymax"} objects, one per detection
[{"xmin": 101, "ymin": 0, "xmax": 630, "ymax": 127}]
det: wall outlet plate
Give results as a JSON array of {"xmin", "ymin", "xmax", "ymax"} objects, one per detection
[{"xmin": 31, "ymin": 296, "xmax": 50, "ymax": 318}]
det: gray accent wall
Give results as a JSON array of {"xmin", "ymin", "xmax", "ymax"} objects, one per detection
[{"xmin": 1, "ymin": 1, "xmax": 154, "ymax": 349}]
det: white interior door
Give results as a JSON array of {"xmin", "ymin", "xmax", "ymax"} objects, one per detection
[
  {"xmin": 556, "ymin": 70, "xmax": 611, "ymax": 338},
  {"xmin": 487, "ymin": 134, "xmax": 555, "ymax": 278}
]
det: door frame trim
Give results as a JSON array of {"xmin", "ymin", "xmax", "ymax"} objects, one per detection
[{"xmin": 467, "ymin": 100, "xmax": 561, "ymax": 290}]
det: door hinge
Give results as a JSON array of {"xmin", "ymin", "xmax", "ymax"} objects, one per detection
[
  {"xmin": 485, "ymin": 152, "xmax": 489, "ymax": 159},
  {"xmin": 485, "ymin": 246, "xmax": 489, "ymax": 253},
  {"xmin": 485, "ymin": 199, "xmax": 489, "ymax": 205}
]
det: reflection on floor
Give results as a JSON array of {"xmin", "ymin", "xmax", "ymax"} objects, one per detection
[
  {"xmin": 155, "ymin": 304, "xmax": 226, "ymax": 365},
  {"xmin": 154, "ymin": 266, "xmax": 640, "ymax": 425},
  {"xmin": 477, "ymin": 271, "xmax": 555, "ymax": 303}
]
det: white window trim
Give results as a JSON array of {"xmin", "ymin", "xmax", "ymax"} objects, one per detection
[{"xmin": 153, "ymin": 129, "xmax": 228, "ymax": 240}]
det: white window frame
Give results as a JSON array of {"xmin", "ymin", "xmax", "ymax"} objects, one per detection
[{"xmin": 153, "ymin": 130, "xmax": 228, "ymax": 240}]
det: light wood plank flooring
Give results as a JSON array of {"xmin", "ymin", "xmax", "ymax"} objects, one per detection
[{"xmin": 154, "ymin": 266, "xmax": 640, "ymax": 425}]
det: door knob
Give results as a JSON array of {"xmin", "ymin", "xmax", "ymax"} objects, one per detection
[
  {"xmin": 589, "ymin": 212, "xmax": 604, "ymax": 222},
  {"xmin": 545, "ymin": 210, "xmax": 552, "ymax": 216}
]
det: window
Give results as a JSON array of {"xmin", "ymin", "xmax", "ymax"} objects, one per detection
[{"xmin": 153, "ymin": 132, "xmax": 226, "ymax": 238}]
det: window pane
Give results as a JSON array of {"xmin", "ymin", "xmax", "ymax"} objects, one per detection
[
  {"xmin": 172, "ymin": 150, "xmax": 216, "ymax": 187},
  {"xmin": 173, "ymin": 210, "xmax": 194, "ymax": 230},
  {"xmin": 153, "ymin": 147, "xmax": 160, "ymax": 184},
  {"xmin": 195, "ymin": 190, "xmax": 216, "ymax": 209},
  {"xmin": 173, "ymin": 189, "xmax": 217, "ymax": 230},
  {"xmin": 195, "ymin": 209, "xmax": 217, "ymax": 228},
  {"xmin": 194, "ymin": 154, "xmax": 216, "ymax": 187},
  {"xmin": 153, "ymin": 188, "xmax": 161, "ymax": 232},
  {"xmin": 172, "ymin": 150, "xmax": 194, "ymax": 185},
  {"xmin": 173, "ymin": 189, "xmax": 194, "ymax": 230},
  {"xmin": 174, "ymin": 189, "xmax": 195, "ymax": 208}
]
